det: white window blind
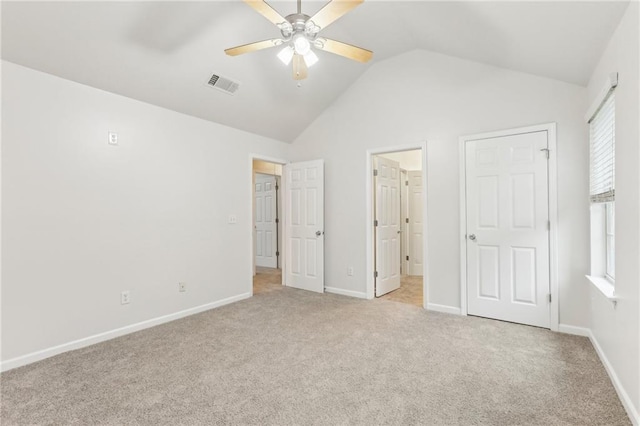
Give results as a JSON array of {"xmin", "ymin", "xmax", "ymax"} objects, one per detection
[{"xmin": 589, "ymin": 91, "xmax": 615, "ymax": 203}]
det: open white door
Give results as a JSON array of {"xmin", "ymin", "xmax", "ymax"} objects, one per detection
[
  {"xmin": 465, "ymin": 130, "xmax": 550, "ymax": 328},
  {"xmin": 375, "ymin": 156, "xmax": 401, "ymax": 297},
  {"xmin": 284, "ymin": 160, "xmax": 324, "ymax": 293},
  {"xmin": 408, "ymin": 171, "xmax": 423, "ymax": 276},
  {"xmin": 255, "ymin": 173, "xmax": 277, "ymax": 268}
]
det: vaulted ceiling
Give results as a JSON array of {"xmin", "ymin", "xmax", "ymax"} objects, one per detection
[{"xmin": 1, "ymin": 1, "xmax": 630, "ymax": 142}]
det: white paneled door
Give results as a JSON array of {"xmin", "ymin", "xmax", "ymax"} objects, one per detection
[
  {"xmin": 255, "ymin": 173, "xmax": 277, "ymax": 268},
  {"xmin": 408, "ymin": 170, "xmax": 423, "ymax": 276},
  {"xmin": 375, "ymin": 156, "xmax": 401, "ymax": 297},
  {"xmin": 465, "ymin": 131, "xmax": 550, "ymax": 328},
  {"xmin": 285, "ymin": 160, "xmax": 324, "ymax": 293}
]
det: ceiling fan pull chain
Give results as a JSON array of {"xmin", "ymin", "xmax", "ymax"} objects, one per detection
[{"xmin": 297, "ymin": 0, "xmax": 301, "ymax": 14}]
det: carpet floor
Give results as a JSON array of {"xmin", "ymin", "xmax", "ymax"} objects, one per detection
[{"xmin": 1, "ymin": 288, "xmax": 630, "ymax": 425}]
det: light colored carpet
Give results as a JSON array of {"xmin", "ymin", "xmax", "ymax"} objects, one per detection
[
  {"xmin": 1, "ymin": 288, "xmax": 630, "ymax": 425},
  {"xmin": 380, "ymin": 275, "xmax": 423, "ymax": 307}
]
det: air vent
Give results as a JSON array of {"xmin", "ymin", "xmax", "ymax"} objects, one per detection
[{"xmin": 206, "ymin": 74, "xmax": 240, "ymax": 95}]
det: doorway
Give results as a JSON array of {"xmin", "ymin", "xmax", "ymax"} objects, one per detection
[
  {"xmin": 367, "ymin": 146, "xmax": 427, "ymax": 308},
  {"xmin": 251, "ymin": 156, "xmax": 326, "ymax": 296},
  {"xmin": 459, "ymin": 123, "xmax": 559, "ymax": 330},
  {"xmin": 252, "ymin": 158, "xmax": 284, "ymax": 295}
]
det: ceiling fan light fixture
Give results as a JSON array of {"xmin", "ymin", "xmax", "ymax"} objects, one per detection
[
  {"xmin": 292, "ymin": 33, "xmax": 311, "ymax": 56},
  {"xmin": 304, "ymin": 50, "xmax": 319, "ymax": 68},
  {"xmin": 277, "ymin": 46, "xmax": 295, "ymax": 65}
]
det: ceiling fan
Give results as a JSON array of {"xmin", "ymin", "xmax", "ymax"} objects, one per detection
[{"xmin": 225, "ymin": 0, "xmax": 372, "ymax": 80}]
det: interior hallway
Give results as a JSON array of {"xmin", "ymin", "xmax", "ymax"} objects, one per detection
[
  {"xmin": 253, "ymin": 267, "xmax": 282, "ymax": 295},
  {"xmin": 379, "ymin": 275, "xmax": 423, "ymax": 307}
]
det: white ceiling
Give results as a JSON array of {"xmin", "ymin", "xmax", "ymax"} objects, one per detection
[{"xmin": 1, "ymin": 1, "xmax": 629, "ymax": 142}]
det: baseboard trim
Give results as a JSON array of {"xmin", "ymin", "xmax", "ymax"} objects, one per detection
[
  {"xmin": 426, "ymin": 303, "xmax": 462, "ymax": 315},
  {"xmin": 588, "ymin": 330, "xmax": 640, "ymax": 425},
  {"xmin": 557, "ymin": 324, "xmax": 591, "ymax": 337},
  {"xmin": 324, "ymin": 287, "xmax": 367, "ymax": 299},
  {"xmin": 1, "ymin": 292, "xmax": 251, "ymax": 372}
]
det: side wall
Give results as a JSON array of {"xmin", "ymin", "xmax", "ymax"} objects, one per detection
[
  {"xmin": 1, "ymin": 61, "xmax": 289, "ymax": 366},
  {"xmin": 586, "ymin": 2, "xmax": 640, "ymax": 422},
  {"xmin": 290, "ymin": 49, "xmax": 589, "ymax": 327}
]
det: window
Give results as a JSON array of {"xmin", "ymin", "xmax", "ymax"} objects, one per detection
[
  {"xmin": 605, "ymin": 202, "xmax": 615, "ymax": 280},
  {"xmin": 589, "ymin": 87, "xmax": 615, "ymax": 285}
]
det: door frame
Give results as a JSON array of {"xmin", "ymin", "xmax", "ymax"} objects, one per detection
[
  {"xmin": 249, "ymin": 153, "xmax": 288, "ymax": 297},
  {"xmin": 458, "ymin": 123, "xmax": 559, "ymax": 331},
  {"xmin": 365, "ymin": 142, "xmax": 428, "ymax": 307}
]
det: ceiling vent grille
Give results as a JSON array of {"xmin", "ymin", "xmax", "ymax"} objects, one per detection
[{"xmin": 207, "ymin": 74, "xmax": 240, "ymax": 95}]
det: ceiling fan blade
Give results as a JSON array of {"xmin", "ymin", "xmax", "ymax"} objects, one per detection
[
  {"xmin": 308, "ymin": 0, "xmax": 363, "ymax": 30},
  {"xmin": 243, "ymin": 0, "xmax": 287, "ymax": 26},
  {"xmin": 317, "ymin": 38, "xmax": 372, "ymax": 63},
  {"xmin": 293, "ymin": 54, "xmax": 308, "ymax": 80},
  {"xmin": 225, "ymin": 39, "xmax": 282, "ymax": 56}
]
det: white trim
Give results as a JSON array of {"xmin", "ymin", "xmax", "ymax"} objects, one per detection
[
  {"xmin": 365, "ymin": 143, "xmax": 429, "ymax": 307},
  {"xmin": 426, "ymin": 303, "xmax": 462, "ymax": 316},
  {"xmin": 0, "ymin": 293, "xmax": 251, "ymax": 372},
  {"xmin": 547, "ymin": 123, "xmax": 559, "ymax": 331},
  {"xmin": 557, "ymin": 324, "xmax": 590, "ymax": 337},
  {"xmin": 585, "ymin": 72, "xmax": 618, "ymax": 123},
  {"xmin": 585, "ymin": 275, "xmax": 617, "ymax": 301},
  {"xmin": 459, "ymin": 140, "xmax": 468, "ymax": 316},
  {"xmin": 458, "ymin": 123, "xmax": 559, "ymax": 331},
  {"xmin": 325, "ymin": 287, "xmax": 367, "ymax": 299},
  {"xmin": 249, "ymin": 153, "xmax": 289, "ymax": 295},
  {"xmin": 589, "ymin": 330, "xmax": 640, "ymax": 425}
]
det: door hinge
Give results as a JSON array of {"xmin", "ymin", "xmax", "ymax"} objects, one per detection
[
  {"xmin": 547, "ymin": 220, "xmax": 550, "ymax": 230},
  {"xmin": 275, "ymin": 184, "xmax": 279, "ymax": 190},
  {"xmin": 373, "ymin": 169, "xmax": 378, "ymax": 176},
  {"xmin": 547, "ymin": 294, "xmax": 552, "ymax": 303},
  {"xmin": 374, "ymin": 219, "xmax": 378, "ymax": 227},
  {"xmin": 540, "ymin": 148, "xmax": 550, "ymax": 159},
  {"xmin": 374, "ymin": 271, "xmax": 378, "ymax": 278},
  {"xmin": 276, "ymin": 251, "xmax": 280, "ymax": 257},
  {"xmin": 405, "ymin": 180, "xmax": 409, "ymax": 186},
  {"xmin": 406, "ymin": 255, "xmax": 409, "ymax": 261},
  {"xmin": 405, "ymin": 218, "xmax": 409, "ymax": 224},
  {"xmin": 275, "ymin": 218, "xmax": 279, "ymax": 224}
]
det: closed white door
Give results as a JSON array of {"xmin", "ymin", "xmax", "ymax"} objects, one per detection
[
  {"xmin": 285, "ymin": 160, "xmax": 324, "ymax": 293},
  {"xmin": 375, "ymin": 156, "xmax": 401, "ymax": 297},
  {"xmin": 255, "ymin": 173, "xmax": 277, "ymax": 268},
  {"xmin": 408, "ymin": 171, "xmax": 423, "ymax": 276},
  {"xmin": 465, "ymin": 130, "xmax": 550, "ymax": 328}
]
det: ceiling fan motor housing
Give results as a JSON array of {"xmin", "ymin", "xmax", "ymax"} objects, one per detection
[{"xmin": 280, "ymin": 14, "xmax": 320, "ymax": 42}]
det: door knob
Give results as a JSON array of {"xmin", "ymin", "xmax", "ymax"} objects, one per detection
[
  {"xmin": 468, "ymin": 234, "xmax": 476, "ymax": 241},
  {"xmin": 316, "ymin": 231, "xmax": 322, "ymax": 236}
]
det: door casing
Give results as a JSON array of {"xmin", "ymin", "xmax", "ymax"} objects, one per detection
[
  {"xmin": 249, "ymin": 154, "xmax": 288, "ymax": 296},
  {"xmin": 366, "ymin": 143, "xmax": 428, "ymax": 306},
  {"xmin": 459, "ymin": 123, "xmax": 559, "ymax": 331}
]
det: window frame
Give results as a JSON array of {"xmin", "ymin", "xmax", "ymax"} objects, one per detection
[{"xmin": 586, "ymin": 73, "xmax": 617, "ymax": 298}]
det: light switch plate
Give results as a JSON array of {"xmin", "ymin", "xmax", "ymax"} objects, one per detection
[{"xmin": 108, "ymin": 132, "xmax": 118, "ymax": 145}]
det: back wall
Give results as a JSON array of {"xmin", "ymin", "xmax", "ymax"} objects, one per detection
[{"xmin": 290, "ymin": 49, "xmax": 589, "ymax": 327}]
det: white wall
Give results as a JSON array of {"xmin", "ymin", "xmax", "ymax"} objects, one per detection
[
  {"xmin": 379, "ymin": 150, "xmax": 422, "ymax": 171},
  {"xmin": 290, "ymin": 49, "xmax": 589, "ymax": 327},
  {"xmin": 1, "ymin": 61, "xmax": 289, "ymax": 365},
  {"xmin": 586, "ymin": 2, "xmax": 640, "ymax": 421}
]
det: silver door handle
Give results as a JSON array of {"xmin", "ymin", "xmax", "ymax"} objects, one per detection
[
  {"xmin": 397, "ymin": 230, "xmax": 401, "ymax": 234},
  {"xmin": 316, "ymin": 231, "xmax": 322, "ymax": 236},
  {"xmin": 468, "ymin": 234, "xmax": 476, "ymax": 241}
]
